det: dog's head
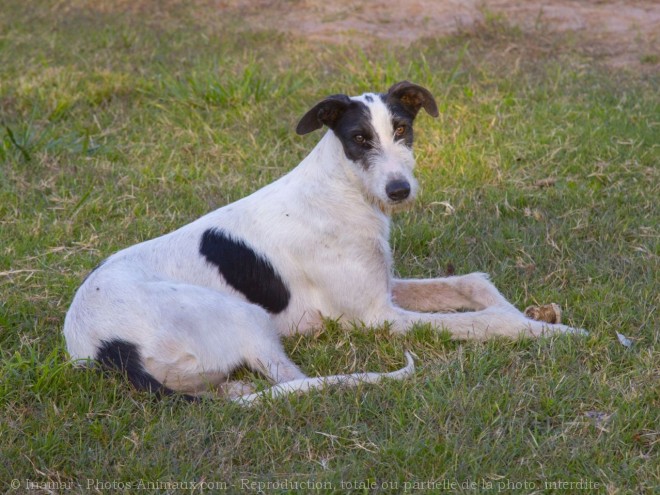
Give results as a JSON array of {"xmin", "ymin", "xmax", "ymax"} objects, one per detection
[{"xmin": 297, "ymin": 81, "xmax": 438, "ymax": 212}]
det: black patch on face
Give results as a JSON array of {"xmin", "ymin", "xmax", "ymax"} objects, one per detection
[
  {"xmin": 381, "ymin": 94, "xmax": 415, "ymax": 147},
  {"xmin": 330, "ymin": 100, "xmax": 379, "ymax": 168},
  {"xmin": 199, "ymin": 229, "xmax": 290, "ymax": 314},
  {"xmin": 364, "ymin": 94, "xmax": 373, "ymax": 102},
  {"xmin": 96, "ymin": 339, "xmax": 196, "ymax": 401}
]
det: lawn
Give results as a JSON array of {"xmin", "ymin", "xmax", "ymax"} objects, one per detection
[{"xmin": 1, "ymin": 1, "xmax": 658, "ymax": 493}]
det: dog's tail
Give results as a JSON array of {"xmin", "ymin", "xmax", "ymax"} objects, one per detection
[{"xmin": 231, "ymin": 351, "xmax": 415, "ymax": 406}]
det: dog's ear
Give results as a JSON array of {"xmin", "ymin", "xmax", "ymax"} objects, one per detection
[
  {"xmin": 296, "ymin": 94, "xmax": 352, "ymax": 135},
  {"xmin": 386, "ymin": 81, "xmax": 439, "ymax": 119}
]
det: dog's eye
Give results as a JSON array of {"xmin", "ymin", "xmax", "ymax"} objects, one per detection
[
  {"xmin": 394, "ymin": 125, "xmax": 406, "ymax": 137},
  {"xmin": 354, "ymin": 135, "xmax": 366, "ymax": 144}
]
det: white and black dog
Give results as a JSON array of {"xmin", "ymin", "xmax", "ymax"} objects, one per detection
[{"xmin": 64, "ymin": 81, "xmax": 583, "ymax": 403}]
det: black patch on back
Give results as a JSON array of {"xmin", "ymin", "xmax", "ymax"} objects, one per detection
[
  {"xmin": 199, "ymin": 229, "xmax": 290, "ymax": 314},
  {"xmin": 330, "ymin": 100, "xmax": 379, "ymax": 169},
  {"xmin": 96, "ymin": 339, "xmax": 196, "ymax": 401}
]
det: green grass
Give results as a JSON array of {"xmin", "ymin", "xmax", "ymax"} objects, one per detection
[{"xmin": 1, "ymin": 1, "xmax": 658, "ymax": 493}]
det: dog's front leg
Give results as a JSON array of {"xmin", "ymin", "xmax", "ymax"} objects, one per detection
[
  {"xmin": 391, "ymin": 273, "xmax": 521, "ymax": 314},
  {"xmin": 378, "ymin": 304, "xmax": 583, "ymax": 340}
]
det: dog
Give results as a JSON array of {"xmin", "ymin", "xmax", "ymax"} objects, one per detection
[{"xmin": 64, "ymin": 81, "xmax": 584, "ymax": 404}]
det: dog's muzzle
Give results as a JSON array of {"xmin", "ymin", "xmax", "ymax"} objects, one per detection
[{"xmin": 385, "ymin": 179, "xmax": 411, "ymax": 202}]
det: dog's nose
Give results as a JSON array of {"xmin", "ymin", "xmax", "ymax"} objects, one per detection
[{"xmin": 386, "ymin": 180, "xmax": 411, "ymax": 201}]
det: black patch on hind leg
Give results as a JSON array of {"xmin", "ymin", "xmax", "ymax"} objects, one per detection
[
  {"xmin": 199, "ymin": 229, "xmax": 290, "ymax": 314},
  {"xmin": 96, "ymin": 339, "xmax": 196, "ymax": 402}
]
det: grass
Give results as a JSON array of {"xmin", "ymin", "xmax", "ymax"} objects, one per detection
[{"xmin": 1, "ymin": 0, "xmax": 658, "ymax": 493}]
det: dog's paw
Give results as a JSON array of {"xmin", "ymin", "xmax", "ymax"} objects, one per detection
[
  {"xmin": 532, "ymin": 321, "xmax": 589, "ymax": 337},
  {"xmin": 523, "ymin": 303, "xmax": 588, "ymax": 336},
  {"xmin": 559, "ymin": 325, "xmax": 589, "ymax": 337},
  {"xmin": 222, "ymin": 380, "xmax": 257, "ymax": 398}
]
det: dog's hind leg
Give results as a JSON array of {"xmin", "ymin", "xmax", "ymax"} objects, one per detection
[
  {"xmin": 128, "ymin": 279, "xmax": 398, "ymax": 401},
  {"xmin": 127, "ymin": 280, "xmax": 306, "ymax": 394}
]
